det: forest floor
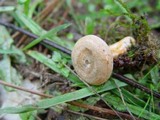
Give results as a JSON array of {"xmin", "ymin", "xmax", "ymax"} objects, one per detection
[{"xmin": 0, "ymin": 0, "xmax": 160, "ymax": 120}]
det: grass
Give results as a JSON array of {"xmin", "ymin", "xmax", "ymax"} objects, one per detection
[{"xmin": 0, "ymin": 0, "xmax": 160, "ymax": 119}]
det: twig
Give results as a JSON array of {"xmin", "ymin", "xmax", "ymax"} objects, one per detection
[
  {"xmin": 0, "ymin": 21, "xmax": 160, "ymax": 99},
  {"xmin": 70, "ymin": 101, "xmax": 139, "ymax": 120},
  {"xmin": 67, "ymin": 109, "xmax": 108, "ymax": 120},
  {"xmin": 0, "ymin": 21, "xmax": 71, "ymax": 55},
  {"xmin": 112, "ymin": 73, "xmax": 160, "ymax": 98},
  {"xmin": 16, "ymin": 35, "xmax": 27, "ymax": 47},
  {"xmin": 0, "ymin": 80, "xmax": 52, "ymax": 98}
]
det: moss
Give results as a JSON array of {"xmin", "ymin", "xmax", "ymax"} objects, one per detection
[
  {"xmin": 132, "ymin": 16, "xmax": 150, "ymax": 45},
  {"xmin": 112, "ymin": 0, "xmax": 159, "ymax": 71}
]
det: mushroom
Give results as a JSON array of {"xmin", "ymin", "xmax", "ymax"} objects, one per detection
[{"xmin": 71, "ymin": 35, "xmax": 135, "ymax": 85}]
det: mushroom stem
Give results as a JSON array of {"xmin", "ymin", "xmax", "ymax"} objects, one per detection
[{"xmin": 109, "ymin": 36, "xmax": 135, "ymax": 58}]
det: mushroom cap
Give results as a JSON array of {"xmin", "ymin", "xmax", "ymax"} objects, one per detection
[{"xmin": 71, "ymin": 35, "xmax": 113, "ymax": 85}]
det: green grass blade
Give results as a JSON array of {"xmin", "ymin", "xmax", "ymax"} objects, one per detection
[
  {"xmin": 24, "ymin": 0, "xmax": 31, "ymax": 16},
  {"xmin": 27, "ymin": 50, "xmax": 76, "ymax": 80},
  {"xmin": 139, "ymin": 63, "xmax": 160, "ymax": 84},
  {"xmin": 13, "ymin": 10, "xmax": 45, "ymax": 34},
  {"xmin": 104, "ymin": 95, "xmax": 160, "ymax": 120},
  {"xmin": 0, "ymin": 105, "xmax": 38, "ymax": 114},
  {"xmin": 12, "ymin": 10, "xmax": 73, "ymax": 48},
  {"xmin": 138, "ymin": 97, "xmax": 150, "ymax": 118},
  {"xmin": 37, "ymin": 80, "xmax": 126, "ymax": 108},
  {"xmin": 113, "ymin": 88, "xmax": 145, "ymax": 107},
  {"xmin": 23, "ymin": 23, "xmax": 70, "ymax": 50},
  {"xmin": 27, "ymin": 50, "xmax": 82, "ymax": 84},
  {"xmin": 0, "ymin": 49, "xmax": 20, "ymax": 54},
  {"xmin": 28, "ymin": 0, "xmax": 42, "ymax": 18},
  {"xmin": 0, "ymin": 6, "xmax": 15, "ymax": 12},
  {"xmin": 0, "ymin": 26, "xmax": 24, "ymax": 90}
]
